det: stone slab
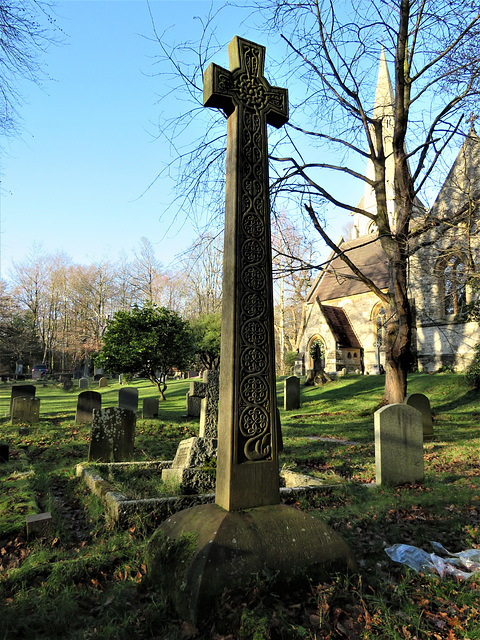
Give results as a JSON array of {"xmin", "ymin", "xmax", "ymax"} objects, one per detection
[
  {"xmin": 11, "ymin": 396, "xmax": 40, "ymax": 424},
  {"xmin": 284, "ymin": 375, "xmax": 301, "ymax": 411},
  {"xmin": 26, "ymin": 512, "xmax": 52, "ymax": 538},
  {"xmin": 375, "ymin": 403, "xmax": 424, "ymax": 486},
  {"xmin": 88, "ymin": 407, "xmax": 136, "ymax": 463},
  {"xmin": 118, "ymin": 387, "xmax": 138, "ymax": 414},
  {"xmin": 142, "ymin": 397, "xmax": 159, "ymax": 419},
  {"xmin": 10, "ymin": 385, "xmax": 35, "ymax": 416},
  {"xmin": 404, "ymin": 393, "xmax": 434, "ymax": 441},
  {"xmin": 75, "ymin": 390, "xmax": 101, "ymax": 424},
  {"xmin": 170, "ymin": 437, "xmax": 218, "ymax": 470}
]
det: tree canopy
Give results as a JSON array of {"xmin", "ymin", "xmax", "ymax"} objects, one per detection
[
  {"xmin": 190, "ymin": 311, "xmax": 221, "ymax": 370},
  {"xmin": 96, "ymin": 304, "xmax": 194, "ymax": 399}
]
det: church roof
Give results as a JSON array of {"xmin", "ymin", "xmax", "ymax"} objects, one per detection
[
  {"xmin": 320, "ymin": 304, "xmax": 362, "ymax": 349},
  {"xmin": 428, "ymin": 125, "xmax": 480, "ymax": 218},
  {"xmin": 308, "ymin": 233, "xmax": 389, "ymax": 302}
]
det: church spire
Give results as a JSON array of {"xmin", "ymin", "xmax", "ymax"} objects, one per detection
[{"xmin": 352, "ymin": 48, "xmax": 396, "ymax": 238}]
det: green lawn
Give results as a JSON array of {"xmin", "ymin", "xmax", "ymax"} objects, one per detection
[{"xmin": 1, "ymin": 373, "xmax": 480, "ymax": 639}]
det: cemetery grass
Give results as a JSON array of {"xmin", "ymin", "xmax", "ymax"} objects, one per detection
[{"xmin": 0, "ymin": 375, "xmax": 478, "ymax": 639}]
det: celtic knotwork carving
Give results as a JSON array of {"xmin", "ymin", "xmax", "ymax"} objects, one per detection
[
  {"xmin": 243, "ymin": 266, "xmax": 265, "ymax": 290},
  {"xmin": 242, "ymin": 239, "xmax": 264, "ymax": 264},
  {"xmin": 236, "ymin": 73, "xmax": 266, "ymax": 110},
  {"xmin": 241, "ymin": 347, "xmax": 267, "ymax": 373},
  {"xmin": 240, "ymin": 406, "xmax": 268, "ymax": 437},
  {"xmin": 244, "ymin": 433, "xmax": 271, "ymax": 461},
  {"xmin": 240, "ymin": 375, "xmax": 268, "ymax": 404},
  {"xmin": 242, "ymin": 292, "xmax": 265, "ymax": 318},
  {"xmin": 243, "ymin": 213, "xmax": 263, "ymax": 237},
  {"xmin": 241, "ymin": 320, "xmax": 266, "ymax": 346}
]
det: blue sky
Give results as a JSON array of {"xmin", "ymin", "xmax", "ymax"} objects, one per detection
[
  {"xmin": 1, "ymin": 0, "xmax": 368, "ymax": 283},
  {"xmin": 0, "ymin": 0, "xmax": 262, "ymax": 279}
]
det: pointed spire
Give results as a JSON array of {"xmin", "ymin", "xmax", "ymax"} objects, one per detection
[{"xmin": 373, "ymin": 47, "xmax": 394, "ymax": 120}]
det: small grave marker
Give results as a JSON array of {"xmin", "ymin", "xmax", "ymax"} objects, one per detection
[
  {"xmin": 79, "ymin": 377, "xmax": 89, "ymax": 390},
  {"xmin": 26, "ymin": 512, "xmax": 52, "ymax": 538},
  {"xmin": 10, "ymin": 385, "xmax": 35, "ymax": 416},
  {"xmin": 98, "ymin": 377, "xmax": 108, "ymax": 388}
]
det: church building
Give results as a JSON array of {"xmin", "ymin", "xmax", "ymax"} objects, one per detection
[{"xmin": 297, "ymin": 51, "xmax": 480, "ymax": 375}]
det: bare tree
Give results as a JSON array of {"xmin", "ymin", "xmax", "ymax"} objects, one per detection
[
  {"xmin": 148, "ymin": 0, "xmax": 480, "ymax": 402},
  {"xmin": 0, "ymin": 0, "xmax": 60, "ymax": 139}
]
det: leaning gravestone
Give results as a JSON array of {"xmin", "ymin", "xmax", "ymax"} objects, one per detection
[
  {"xmin": 149, "ymin": 36, "xmax": 355, "ymax": 625},
  {"xmin": 88, "ymin": 407, "xmax": 136, "ymax": 462},
  {"xmin": 10, "ymin": 385, "xmax": 35, "ymax": 416},
  {"xmin": 79, "ymin": 377, "xmax": 89, "ymax": 390},
  {"xmin": 404, "ymin": 393, "xmax": 434, "ymax": 441},
  {"xmin": 75, "ymin": 390, "xmax": 101, "ymax": 424},
  {"xmin": 284, "ymin": 375, "xmax": 300, "ymax": 411},
  {"xmin": 142, "ymin": 397, "xmax": 159, "ymax": 419},
  {"xmin": 98, "ymin": 377, "xmax": 108, "ymax": 388},
  {"xmin": 162, "ymin": 436, "xmax": 218, "ymax": 494},
  {"xmin": 11, "ymin": 397, "xmax": 40, "ymax": 424},
  {"xmin": 375, "ymin": 403, "xmax": 424, "ymax": 485},
  {"xmin": 199, "ymin": 370, "xmax": 220, "ymax": 438},
  {"xmin": 118, "ymin": 387, "xmax": 138, "ymax": 414}
]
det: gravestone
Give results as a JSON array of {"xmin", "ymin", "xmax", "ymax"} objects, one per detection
[
  {"xmin": 26, "ymin": 512, "xmax": 52, "ymax": 538},
  {"xmin": 186, "ymin": 392, "xmax": 202, "ymax": 418},
  {"xmin": 118, "ymin": 387, "xmax": 138, "ymax": 414},
  {"xmin": 142, "ymin": 397, "xmax": 159, "ymax": 419},
  {"xmin": 404, "ymin": 393, "xmax": 434, "ymax": 441},
  {"xmin": 375, "ymin": 403, "xmax": 424, "ymax": 485},
  {"xmin": 88, "ymin": 407, "xmax": 136, "ymax": 462},
  {"xmin": 162, "ymin": 436, "xmax": 218, "ymax": 494},
  {"xmin": 98, "ymin": 377, "xmax": 108, "ymax": 388},
  {"xmin": 79, "ymin": 377, "xmax": 89, "ymax": 390},
  {"xmin": 63, "ymin": 378, "xmax": 73, "ymax": 391},
  {"xmin": 0, "ymin": 444, "xmax": 9, "ymax": 463},
  {"xmin": 199, "ymin": 370, "xmax": 220, "ymax": 438},
  {"xmin": 75, "ymin": 390, "xmax": 101, "ymax": 424},
  {"xmin": 284, "ymin": 375, "xmax": 300, "ymax": 411},
  {"xmin": 294, "ymin": 353, "xmax": 305, "ymax": 377},
  {"xmin": 150, "ymin": 36, "xmax": 355, "ymax": 625},
  {"xmin": 10, "ymin": 385, "xmax": 35, "ymax": 416},
  {"xmin": 11, "ymin": 396, "xmax": 40, "ymax": 424}
]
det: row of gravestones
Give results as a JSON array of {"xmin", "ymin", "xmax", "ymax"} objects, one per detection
[{"xmin": 76, "ymin": 388, "xmax": 160, "ymax": 423}]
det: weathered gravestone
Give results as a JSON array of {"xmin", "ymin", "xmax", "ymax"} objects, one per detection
[
  {"xmin": 118, "ymin": 387, "xmax": 138, "ymax": 414},
  {"xmin": 149, "ymin": 36, "xmax": 355, "ymax": 625},
  {"xmin": 98, "ymin": 377, "xmax": 108, "ymax": 388},
  {"xmin": 294, "ymin": 353, "xmax": 305, "ymax": 377},
  {"xmin": 79, "ymin": 377, "xmax": 89, "ymax": 390},
  {"xmin": 11, "ymin": 396, "xmax": 40, "ymax": 424},
  {"xmin": 162, "ymin": 436, "xmax": 218, "ymax": 494},
  {"xmin": 284, "ymin": 375, "xmax": 300, "ymax": 411},
  {"xmin": 185, "ymin": 391, "xmax": 202, "ymax": 418},
  {"xmin": 199, "ymin": 370, "xmax": 220, "ymax": 438},
  {"xmin": 404, "ymin": 393, "xmax": 434, "ymax": 441},
  {"xmin": 75, "ymin": 390, "xmax": 101, "ymax": 424},
  {"xmin": 375, "ymin": 403, "xmax": 424, "ymax": 485},
  {"xmin": 10, "ymin": 385, "xmax": 35, "ymax": 416},
  {"xmin": 142, "ymin": 397, "xmax": 159, "ymax": 419},
  {"xmin": 88, "ymin": 407, "xmax": 136, "ymax": 462}
]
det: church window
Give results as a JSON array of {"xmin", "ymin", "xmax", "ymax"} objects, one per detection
[{"xmin": 443, "ymin": 256, "xmax": 467, "ymax": 315}]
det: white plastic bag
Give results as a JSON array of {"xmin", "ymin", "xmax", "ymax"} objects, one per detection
[{"xmin": 385, "ymin": 542, "xmax": 480, "ymax": 580}]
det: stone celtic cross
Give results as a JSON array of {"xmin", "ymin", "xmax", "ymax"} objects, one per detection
[{"xmin": 203, "ymin": 36, "xmax": 288, "ymax": 510}]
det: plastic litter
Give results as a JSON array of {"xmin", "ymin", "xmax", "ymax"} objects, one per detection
[{"xmin": 385, "ymin": 542, "xmax": 480, "ymax": 580}]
